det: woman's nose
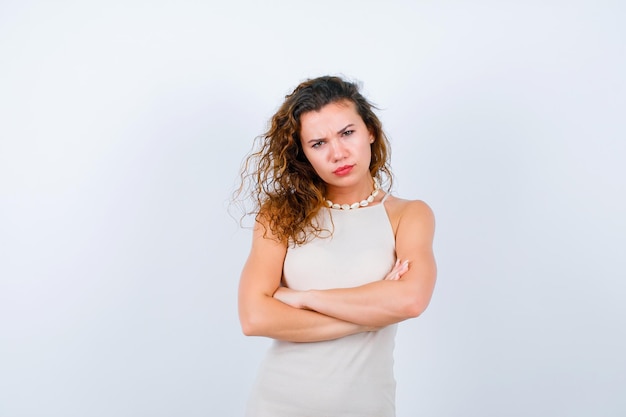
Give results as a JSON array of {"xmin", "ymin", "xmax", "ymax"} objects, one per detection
[{"xmin": 330, "ymin": 141, "xmax": 347, "ymax": 161}]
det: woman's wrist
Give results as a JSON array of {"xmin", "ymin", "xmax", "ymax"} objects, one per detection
[{"xmin": 300, "ymin": 289, "xmax": 312, "ymax": 310}]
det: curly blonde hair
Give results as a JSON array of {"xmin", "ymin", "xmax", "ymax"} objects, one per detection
[{"xmin": 233, "ymin": 75, "xmax": 393, "ymax": 245}]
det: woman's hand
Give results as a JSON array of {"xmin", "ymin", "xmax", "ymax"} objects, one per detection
[
  {"xmin": 273, "ymin": 287, "xmax": 308, "ymax": 309},
  {"xmin": 384, "ymin": 259, "xmax": 410, "ymax": 281}
]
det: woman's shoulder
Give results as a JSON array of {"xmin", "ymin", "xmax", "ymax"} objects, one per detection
[
  {"xmin": 383, "ymin": 194, "xmax": 435, "ymax": 233},
  {"xmin": 384, "ymin": 194, "xmax": 433, "ymax": 215}
]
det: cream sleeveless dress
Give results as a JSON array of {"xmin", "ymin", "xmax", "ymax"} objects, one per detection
[{"xmin": 245, "ymin": 196, "xmax": 398, "ymax": 417}]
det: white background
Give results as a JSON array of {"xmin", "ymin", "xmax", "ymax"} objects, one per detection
[{"xmin": 1, "ymin": 1, "xmax": 625, "ymax": 416}]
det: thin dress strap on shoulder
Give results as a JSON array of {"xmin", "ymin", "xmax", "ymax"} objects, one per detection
[{"xmin": 380, "ymin": 193, "xmax": 390, "ymax": 204}]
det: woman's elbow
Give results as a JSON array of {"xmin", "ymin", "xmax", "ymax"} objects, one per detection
[
  {"xmin": 240, "ymin": 319, "xmax": 255, "ymax": 337},
  {"xmin": 400, "ymin": 300, "xmax": 421, "ymax": 319},
  {"xmin": 401, "ymin": 275, "xmax": 436, "ymax": 319},
  {"xmin": 401, "ymin": 294, "xmax": 432, "ymax": 319},
  {"xmin": 239, "ymin": 309, "xmax": 265, "ymax": 337}
]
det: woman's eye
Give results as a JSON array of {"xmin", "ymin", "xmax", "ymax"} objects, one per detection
[
  {"xmin": 312, "ymin": 141, "xmax": 324, "ymax": 148},
  {"xmin": 342, "ymin": 130, "xmax": 354, "ymax": 137}
]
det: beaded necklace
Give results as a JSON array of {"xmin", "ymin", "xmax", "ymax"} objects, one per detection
[{"xmin": 325, "ymin": 178, "xmax": 380, "ymax": 210}]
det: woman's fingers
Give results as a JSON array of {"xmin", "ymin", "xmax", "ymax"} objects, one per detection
[
  {"xmin": 396, "ymin": 260, "xmax": 409, "ymax": 278},
  {"xmin": 384, "ymin": 259, "xmax": 410, "ymax": 280}
]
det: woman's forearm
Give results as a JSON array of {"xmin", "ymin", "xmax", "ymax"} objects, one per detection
[
  {"xmin": 240, "ymin": 295, "xmax": 377, "ymax": 343},
  {"xmin": 274, "ymin": 257, "xmax": 436, "ymax": 328},
  {"xmin": 301, "ymin": 279, "xmax": 433, "ymax": 327}
]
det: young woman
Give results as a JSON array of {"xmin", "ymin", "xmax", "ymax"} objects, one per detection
[{"xmin": 234, "ymin": 76, "xmax": 437, "ymax": 416}]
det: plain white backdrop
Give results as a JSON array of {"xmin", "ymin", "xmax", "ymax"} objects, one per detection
[{"xmin": 1, "ymin": 1, "xmax": 625, "ymax": 416}]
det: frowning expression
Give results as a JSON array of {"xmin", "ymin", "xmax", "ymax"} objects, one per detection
[{"xmin": 299, "ymin": 100, "xmax": 374, "ymax": 187}]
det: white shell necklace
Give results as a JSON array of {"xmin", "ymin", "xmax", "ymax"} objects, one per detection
[{"xmin": 325, "ymin": 178, "xmax": 380, "ymax": 210}]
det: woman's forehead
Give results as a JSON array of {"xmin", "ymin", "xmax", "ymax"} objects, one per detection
[{"xmin": 300, "ymin": 101, "xmax": 361, "ymax": 133}]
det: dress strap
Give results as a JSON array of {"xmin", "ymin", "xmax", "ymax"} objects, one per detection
[{"xmin": 381, "ymin": 193, "xmax": 391, "ymax": 204}]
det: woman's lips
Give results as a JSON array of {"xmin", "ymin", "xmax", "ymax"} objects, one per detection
[{"xmin": 333, "ymin": 165, "xmax": 354, "ymax": 176}]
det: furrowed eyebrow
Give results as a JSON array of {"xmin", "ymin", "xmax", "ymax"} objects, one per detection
[
  {"xmin": 306, "ymin": 137, "xmax": 324, "ymax": 144},
  {"xmin": 337, "ymin": 124, "xmax": 355, "ymax": 135},
  {"xmin": 305, "ymin": 124, "xmax": 355, "ymax": 144}
]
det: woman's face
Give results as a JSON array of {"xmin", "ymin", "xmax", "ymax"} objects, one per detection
[{"xmin": 299, "ymin": 100, "xmax": 373, "ymax": 189}]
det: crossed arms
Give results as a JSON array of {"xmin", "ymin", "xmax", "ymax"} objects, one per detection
[{"xmin": 237, "ymin": 199, "xmax": 436, "ymax": 343}]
